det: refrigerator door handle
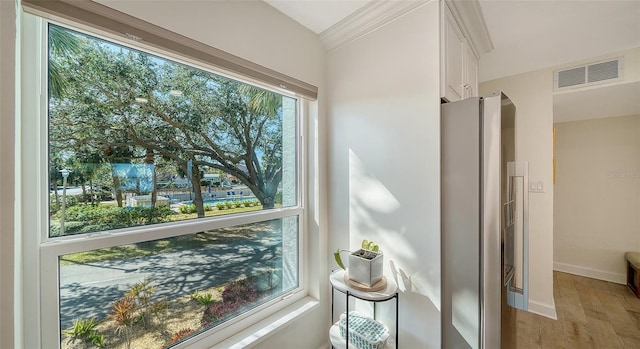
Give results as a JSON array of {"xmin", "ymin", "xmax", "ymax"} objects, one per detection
[{"xmin": 506, "ymin": 161, "xmax": 529, "ymax": 311}]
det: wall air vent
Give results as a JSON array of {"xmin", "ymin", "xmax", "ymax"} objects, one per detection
[
  {"xmin": 554, "ymin": 57, "xmax": 623, "ymax": 91},
  {"xmin": 588, "ymin": 60, "xmax": 619, "ymax": 83},
  {"xmin": 557, "ymin": 67, "xmax": 586, "ymax": 88}
]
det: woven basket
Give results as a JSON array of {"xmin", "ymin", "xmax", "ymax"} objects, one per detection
[{"xmin": 338, "ymin": 311, "xmax": 389, "ymax": 349}]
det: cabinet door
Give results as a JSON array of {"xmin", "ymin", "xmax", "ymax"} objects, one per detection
[
  {"xmin": 442, "ymin": 7, "xmax": 465, "ymax": 102},
  {"xmin": 465, "ymin": 46, "xmax": 479, "ymax": 98}
]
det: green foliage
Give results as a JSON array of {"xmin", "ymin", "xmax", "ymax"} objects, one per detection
[
  {"xmin": 179, "ymin": 204, "xmax": 196, "ymax": 214},
  {"xmin": 215, "ymin": 202, "xmax": 227, "ymax": 210},
  {"xmin": 62, "ymin": 318, "xmax": 98, "ymax": 338},
  {"xmin": 361, "ymin": 239, "xmax": 380, "ymax": 252},
  {"xmin": 52, "ymin": 204, "xmax": 173, "ymax": 235},
  {"xmin": 126, "ymin": 277, "xmax": 155, "ymax": 328},
  {"xmin": 108, "ymin": 278, "xmax": 167, "ymax": 347},
  {"xmin": 49, "ymin": 193, "xmax": 79, "ymax": 215},
  {"xmin": 275, "ymin": 192, "xmax": 283, "ymax": 205},
  {"xmin": 334, "ymin": 249, "xmax": 346, "ymax": 270},
  {"xmin": 191, "ymin": 290, "xmax": 215, "ymax": 305},
  {"xmin": 49, "ymin": 25, "xmax": 82, "ymax": 98},
  {"xmin": 179, "ymin": 203, "xmax": 211, "ymax": 213},
  {"xmin": 49, "ymin": 24, "xmax": 285, "ymax": 213},
  {"xmin": 250, "ymin": 199, "xmax": 262, "ymax": 207},
  {"xmin": 50, "ymin": 221, "xmax": 88, "ymax": 237},
  {"xmin": 62, "ymin": 318, "xmax": 106, "ymax": 348},
  {"xmin": 89, "ymin": 333, "xmax": 106, "ymax": 348}
]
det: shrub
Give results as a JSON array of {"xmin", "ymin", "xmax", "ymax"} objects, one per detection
[
  {"xmin": 250, "ymin": 199, "xmax": 262, "ymax": 207},
  {"xmin": 179, "ymin": 204, "xmax": 196, "ymax": 214},
  {"xmin": 222, "ymin": 278, "xmax": 257, "ymax": 304},
  {"xmin": 180, "ymin": 203, "xmax": 213, "ymax": 213},
  {"xmin": 201, "ymin": 278, "xmax": 260, "ymax": 326},
  {"xmin": 215, "ymin": 202, "xmax": 226, "ymax": 210},
  {"xmin": 191, "ymin": 290, "xmax": 215, "ymax": 305},
  {"xmin": 49, "ymin": 193, "xmax": 79, "ymax": 214},
  {"xmin": 168, "ymin": 328, "xmax": 195, "ymax": 346},
  {"xmin": 62, "ymin": 318, "xmax": 106, "ymax": 348},
  {"xmin": 50, "ymin": 221, "xmax": 87, "ymax": 236},
  {"xmin": 63, "ymin": 318, "xmax": 98, "ymax": 338},
  {"xmin": 201, "ymin": 300, "xmax": 245, "ymax": 325},
  {"xmin": 55, "ymin": 204, "xmax": 172, "ymax": 232}
]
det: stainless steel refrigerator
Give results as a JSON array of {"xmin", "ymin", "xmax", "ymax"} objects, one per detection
[{"xmin": 441, "ymin": 92, "xmax": 529, "ymax": 349}]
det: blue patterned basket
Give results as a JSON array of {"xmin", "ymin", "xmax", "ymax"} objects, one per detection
[{"xmin": 338, "ymin": 311, "xmax": 389, "ymax": 349}]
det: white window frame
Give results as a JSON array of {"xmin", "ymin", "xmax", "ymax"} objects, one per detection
[{"xmin": 20, "ymin": 13, "xmax": 308, "ymax": 349}]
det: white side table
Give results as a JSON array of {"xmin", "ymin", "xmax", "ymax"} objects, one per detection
[{"xmin": 329, "ymin": 269, "xmax": 399, "ymax": 349}]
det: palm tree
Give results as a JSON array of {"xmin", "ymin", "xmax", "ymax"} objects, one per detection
[{"xmin": 49, "ymin": 25, "xmax": 81, "ymax": 98}]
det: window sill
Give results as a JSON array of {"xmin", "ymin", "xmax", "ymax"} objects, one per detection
[{"xmin": 203, "ymin": 296, "xmax": 320, "ymax": 349}]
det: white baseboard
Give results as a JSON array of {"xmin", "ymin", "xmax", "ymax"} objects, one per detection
[
  {"xmin": 527, "ymin": 299, "xmax": 558, "ymax": 320},
  {"xmin": 554, "ymin": 262, "xmax": 626, "ymax": 285}
]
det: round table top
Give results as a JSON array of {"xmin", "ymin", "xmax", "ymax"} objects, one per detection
[{"xmin": 330, "ymin": 269, "xmax": 398, "ymax": 301}]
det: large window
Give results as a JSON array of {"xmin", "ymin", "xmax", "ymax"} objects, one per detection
[{"xmin": 36, "ymin": 22, "xmax": 303, "ymax": 349}]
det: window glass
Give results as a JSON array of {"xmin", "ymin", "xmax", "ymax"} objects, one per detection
[
  {"xmin": 45, "ymin": 22, "xmax": 302, "ymax": 348},
  {"xmin": 48, "ymin": 24, "xmax": 298, "ymax": 237},
  {"xmin": 59, "ymin": 217, "xmax": 299, "ymax": 348}
]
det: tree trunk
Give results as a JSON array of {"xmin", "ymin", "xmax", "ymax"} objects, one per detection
[
  {"xmin": 113, "ymin": 175, "xmax": 123, "ymax": 207},
  {"xmin": 81, "ymin": 180, "xmax": 87, "ymax": 203},
  {"xmin": 191, "ymin": 163, "xmax": 205, "ymax": 218},
  {"xmin": 89, "ymin": 178, "xmax": 95, "ymax": 205},
  {"xmin": 144, "ymin": 148, "xmax": 157, "ymax": 209},
  {"xmin": 262, "ymin": 197, "xmax": 275, "ymax": 209}
]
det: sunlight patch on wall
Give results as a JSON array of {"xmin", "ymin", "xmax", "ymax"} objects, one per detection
[{"xmin": 348, "ymin": 149, "xmax": 400, "ymax": 214}]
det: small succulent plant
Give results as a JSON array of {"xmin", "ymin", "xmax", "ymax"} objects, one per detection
[{"xmin": 334, "ymin": 239, "xmax": 380, "ymax": 270}]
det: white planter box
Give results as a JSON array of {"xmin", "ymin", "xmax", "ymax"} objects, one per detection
[{"xmin": 348, "ymin": 249, "xmax": 383, "ymax": 286}]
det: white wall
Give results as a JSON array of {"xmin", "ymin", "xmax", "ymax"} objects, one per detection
[
  {"xmin": 327, "ymin": 2, "xmax": 442, "ymax": 347},
  {"xmin": 479, "ymin": 47, "xmax": 640, "ymax": 319},
  {"xmin": 480, "ymin": 70, "xmax": 556, "ymax": 319},
  {"xmin": 0, "ymin": 1, "xmax": 16, "ymax": 348},
  {"xmin": 13, "ymin": 1, "xmax": 329, "ymax": 348},
  {"xmin": 554, "ymin": 115, "xmax": 640, "ymax": 283}
]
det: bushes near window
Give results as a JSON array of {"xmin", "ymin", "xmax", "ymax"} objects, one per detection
[
  {"xmin": 62, "ymin": 273, "xmax": 280, "ymax": 349},
  {"xmin": 51, "ymin": 204, "xmax": 173, "ymax": 236}
]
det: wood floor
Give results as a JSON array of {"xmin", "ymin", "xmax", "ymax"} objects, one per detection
[{"xmin": 513, "ymin": 271, "xmax": 640, "ymax": 348}]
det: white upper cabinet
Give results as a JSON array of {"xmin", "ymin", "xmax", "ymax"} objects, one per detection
[
  {"xmin": 464, "ymin": 44, "xmax": 479, "ymax": 99},
  {"xmin": 441, "ymin": 1, "xmax": 485, "ymax": 101},
  {"xmin": 442, "ymin": 7, "xmax": 466, "ymax": 101}
]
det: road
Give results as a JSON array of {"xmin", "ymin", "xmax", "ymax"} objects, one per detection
[
  {"xmin": 53, "ymin": 186, "xmax": 88, "ymax": 196},
  {"xmin": 59, "ymin": 236, "xmax": 283, "ymax": 329}
]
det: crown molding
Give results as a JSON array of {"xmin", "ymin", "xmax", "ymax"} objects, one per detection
[
  {"xmin": 445, "ymin": 0, "xmax": 493, "ymax": 57},
  {"xmin": 320, "ymin": 0, "xmax": 429, "ymax": 52}
]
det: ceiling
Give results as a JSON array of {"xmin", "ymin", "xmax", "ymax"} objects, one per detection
[
  {"xmin": 479, "ymin": 0, "xmax": 640, "ymax": 82},
  {"xmin": 263, "ymin": 0, "xmax": 640, "ymax": 122},
  {"xmin": 263, "ymin": 0, "xmax": 371, "ymax": 34}
]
